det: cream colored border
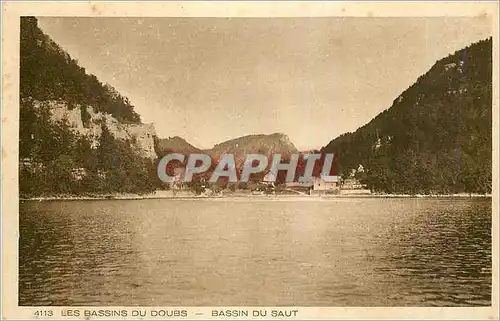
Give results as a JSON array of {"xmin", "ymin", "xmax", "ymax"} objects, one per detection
[{"xmin": 2, "ymin": 1, "xmax": 499, "ymax": 320}]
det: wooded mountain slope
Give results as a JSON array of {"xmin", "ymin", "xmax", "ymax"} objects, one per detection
[
  {"xmin": 19, "ymin": 17, "xmax": 159, "ymax": 197},
  {"xmin": 323, "ymin": 38, "xmax": 492, "ymax": 194},
  {"xmin": 20, "ymin": 17, "xmax": 141, "ymax": 124}
]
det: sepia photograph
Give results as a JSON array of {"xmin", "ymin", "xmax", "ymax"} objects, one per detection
[{"xmin": 2, "ymin": 1, "xmax": 499, "ymax": 320}]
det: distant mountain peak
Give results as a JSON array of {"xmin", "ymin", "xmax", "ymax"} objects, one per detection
[
  {"xmin": 155, "ymin": 136, "xmax": 202, "ymax": 156},
  {"xmin": 211, "ymin": 133, "xmax": 298, "ymax": 155}
]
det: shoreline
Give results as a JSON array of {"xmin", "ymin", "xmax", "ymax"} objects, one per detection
[{"xmin": 20, "ymin": 190, "xmax": 492, "ymax": 202}]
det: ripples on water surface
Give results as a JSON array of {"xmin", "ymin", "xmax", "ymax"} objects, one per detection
[{"xmin": 19, "ymin": 198, "xmax": 491, "ymax": 306}]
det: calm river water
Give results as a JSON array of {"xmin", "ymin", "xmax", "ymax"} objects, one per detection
[{"xmin": 19, "ymin": 197, "xmax": 491, "ymax": 306}]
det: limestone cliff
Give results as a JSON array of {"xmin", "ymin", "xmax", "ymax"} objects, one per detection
[{"xmin": 37, "ymin": 100, "xmax": 157, "ymax": 160}]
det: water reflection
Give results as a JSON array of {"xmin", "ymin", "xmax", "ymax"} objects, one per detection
[{"xmin": 19, "ymin": 198, "xmax": 491, "ymax": 306}]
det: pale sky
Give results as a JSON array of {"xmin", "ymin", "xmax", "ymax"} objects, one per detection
[{"xmin": 38, "ymin": 17, "xmax": 491, "ymax": 150}]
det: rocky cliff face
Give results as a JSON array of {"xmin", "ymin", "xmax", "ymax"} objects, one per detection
[{"xmin": 38, "ymin": 100, "xmax": 157, "ymax": 159}]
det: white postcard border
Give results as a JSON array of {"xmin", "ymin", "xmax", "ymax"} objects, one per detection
[{"xmin": 2, "ymin": 1, "xmax": 499, "ymax": 320}]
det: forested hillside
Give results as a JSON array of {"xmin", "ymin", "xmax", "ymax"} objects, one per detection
[
  {"xmin": 323, "ymin": 38, "xmax": 492, "ymax": 194},
  {"xmin": 19, "ymin": 17, "xmax": 159, "ymax": 197},
  {"xmin": 20, "ymin": 17, "xmax": 140, "ymax": 123}
]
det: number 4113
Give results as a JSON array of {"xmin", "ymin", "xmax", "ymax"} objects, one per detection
[{"xmin": 34, "ymin": 310, "xmax": 53, "ymax": 317}]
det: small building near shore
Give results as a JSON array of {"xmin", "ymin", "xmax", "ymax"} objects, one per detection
[
  {"xmin": 285, "ymin": 181, "xmax": 314, "ymax": 188},
  {"xmin": 312, "ymin": 175, "xmax": 340, "ymax": 191},
  {"xmin": 339, "ymin": 178, "xmax": 371, "ymax": 195},
  {"xmin": 341, "ymin": 178, "xmax": 365, "ymax": 190},
  {"xmin": 170, "ymin": 167, "xmax": 185, "ymax": 189},
  {"xmin": 262, "ymin": 171, "xmax": 276, "ymax": 187}
]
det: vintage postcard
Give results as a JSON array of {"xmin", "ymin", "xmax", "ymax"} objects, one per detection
[{"xmin": 2, "ymin": 1, "xmax": 499, "ymax": 320}]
